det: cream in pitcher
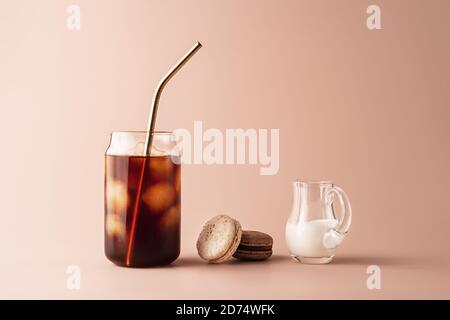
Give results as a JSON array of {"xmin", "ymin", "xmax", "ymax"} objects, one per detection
[{"xmin": 285, "ymin": 180, "xmax": 352, "ymax": 264}]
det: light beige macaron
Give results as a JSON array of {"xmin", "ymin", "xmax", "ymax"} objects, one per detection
[{"xmin": 196, "ymin": 214, "xmax": 242, "ymax": 263}]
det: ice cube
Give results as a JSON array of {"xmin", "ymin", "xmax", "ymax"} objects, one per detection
[
  {"xmin": 106, "ymin": 214, "xmax": 124, "ymax": 237},
  {"xmin": 149, "ymin": 156, "xmax": 174, "ymax": 182},
  {"xmin": 106, "ymin": 179, "xmax": 128, "ymax": 212},
  {"xmin": 160, "ymin": 205, "xmax": 180, "ymax": 229},
  {"xmin": 142, "ymin": 182, "xmax": 175, "ymax": 213}
]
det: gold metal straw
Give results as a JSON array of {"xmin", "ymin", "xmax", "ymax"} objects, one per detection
[
  {"xmin": 144, "ymin": 41, "xmax": 202, "ymax": 155},
  {"xmin": 126, "ymin": 42, "xmax": 202, "ymax": 266}
]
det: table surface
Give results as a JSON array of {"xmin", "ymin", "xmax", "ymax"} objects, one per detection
[{"xmin": 2, "ymin": 250, "xmax": 449, "ymax": 299}]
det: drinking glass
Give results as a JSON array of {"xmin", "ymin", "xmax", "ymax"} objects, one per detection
[{"xmin": 104, "ymin": 131, "xmax": 181, "ymax": 267}]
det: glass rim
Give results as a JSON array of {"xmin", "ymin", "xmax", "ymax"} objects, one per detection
[
  {"xmin": 294, "ymin": 179, "xmax": 333, "ymax": 185},
  {"xmin": 111, "ymin": 130, "xmax": 173, "ymax": 135}
]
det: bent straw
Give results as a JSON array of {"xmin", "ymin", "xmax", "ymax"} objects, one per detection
[
  {"xmin": 144, "ymin": 42, "xmax": 202, "ymax": 155},
  {"xmin": 126, "ymin": 42, "xmax": 202, "ymax": 266}
]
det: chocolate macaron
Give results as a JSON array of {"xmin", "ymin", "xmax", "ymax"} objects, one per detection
[{"xmin": 233, "ymin": 230, "xmax": 273, "ymax": 261}]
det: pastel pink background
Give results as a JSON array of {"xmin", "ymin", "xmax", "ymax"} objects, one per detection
[{"xmin": 1, "ymin": 0, "xmax": 449, "ymax": 299}]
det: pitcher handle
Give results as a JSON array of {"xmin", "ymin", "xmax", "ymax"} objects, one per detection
[{"xmin": 323, "ymin": 185, "xmax": 352, "ymax": 249}]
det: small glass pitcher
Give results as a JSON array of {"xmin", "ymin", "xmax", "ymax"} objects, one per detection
[{"xmin": 285, "ymin": 180, "xmax": 352, "ymax": 264}]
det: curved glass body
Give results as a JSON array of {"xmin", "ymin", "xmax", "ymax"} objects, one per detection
[
  {"xmin": 286, "ymin": 180, "xmax": 352, "ymax": 264},
  {"xmin": 104, "ymin": 132, "xmax": 181, "ymax": 267}
]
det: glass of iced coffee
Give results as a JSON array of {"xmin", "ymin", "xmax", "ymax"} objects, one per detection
[{"xmin": 104, "ymin": 131, "xmax": 181, "ymax": 267}]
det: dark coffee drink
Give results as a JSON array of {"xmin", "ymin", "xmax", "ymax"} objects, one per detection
[{"xmin": 105, "ymin": 136, "xmax": 181, "ymax": 267}]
